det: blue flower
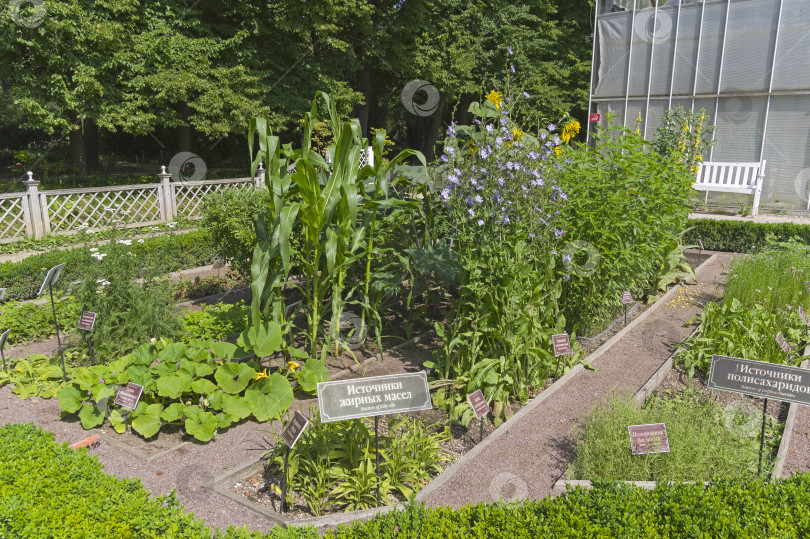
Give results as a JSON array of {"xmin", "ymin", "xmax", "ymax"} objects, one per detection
[
  {"xmin": 441, "ymin": 154, "xmax": 449, "ymax": 162},
  {"xmin": 445, "ymin": 146, "xmax": 455, "ymax": 157},
  {"xmin": 486, "ymin": 124, "xmax": 494, "ymax": 133},
  {"xmin": 478, "ymin": 219, "xmax": 485, "ymax": 226},
  {"xmin": 547, "ymin": 124, "xmax": 556, "ymax": 132},
  {"xmin": 475, "ymin": 195, "xmax": 483, "ymax": 203},
  {"xmin": 508, "ymin": 46, "xmax": 514, "ymax": 55},
  {"xmin": 553, "ymin": 228, "xmax": 565, "ymax": 237},
  {"xmin": 523, "ymin": 91, "xmax": 530, "ymax": 98},
  {"xmin": 440, "ymin": 188, "xmax": 451, "ymax": 201},
  {"xmin": 468, "ymin": 208, "xmax": 476, "ymax": 217},
  {"xmin": 510, "ymin": 65, "xmax": 515, "ymax": 73}
]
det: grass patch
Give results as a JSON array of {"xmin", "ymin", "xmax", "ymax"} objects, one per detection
[
  {"xmin": 572, "ymin": 392, "xmax": 778, "ymax": 482},
  {"xmin": 724, "ymin": 238, "xmax": 810, "ymax": 314}
]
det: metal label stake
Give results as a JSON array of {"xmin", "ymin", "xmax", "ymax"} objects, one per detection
[
  {"xmin": 0, "ymin": 329, "xmax": 10, "ymax": 373},
  {"xmin": 375, "ymin": 415, "xmax": 380, "ymax": 508},
  {"xmin": 39, "ymin": 264, "xmax": 67, "ymax": 382},
  {"xmin": 279, "ymin": 412, "xmax": 308, "ymax": 515},
  {"xmin": 758, "ymin": 398, "xmax": 768, "ymax": 477}
]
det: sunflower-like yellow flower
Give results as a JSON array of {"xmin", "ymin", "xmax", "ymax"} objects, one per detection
[
  {"xmin": 287, "ymin": 361, "xmax": 300, "ymax": 371},
  {"xmin": 486, "ymin": 90, "xmax": 503, "ymax": 110},
  {"xmin": 560, "ymin": 120, "xmax": 580, "ymax": 143},
  {"xmin": 553, "ymin": 146, "xmax": 562, "ymax": 156},
  {"xmin": 254, "ymin": 368, "xmax": 268, "ymax": 381}
]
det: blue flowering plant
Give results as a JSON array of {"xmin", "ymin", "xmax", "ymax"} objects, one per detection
[{"xmin": 426, "ymin": 83, "xmax": 580, "ymax": 426}]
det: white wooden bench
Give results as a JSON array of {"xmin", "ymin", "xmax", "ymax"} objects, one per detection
[{"xmin": 694, "ymin": 160, "xmax": 767, "ymax": 216}]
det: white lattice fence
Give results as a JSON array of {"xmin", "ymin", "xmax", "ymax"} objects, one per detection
[
  {"xmin": 0, "ymin": 192, "xmax": 31, "ymax": 242},
  {"xmin": 171, "ymin": 178, "xmax": 254, "ymax": 218},
  {"xmin": 40, "ymin": 184, "xmax": 164, "ymax": 234}
]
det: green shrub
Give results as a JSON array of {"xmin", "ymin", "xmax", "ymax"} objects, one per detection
[
  {"xmin": 0, "ymin": 297, "xmax": 81, "ymax": 346},
  {"xmin": 0, "ymin": 229, "xmax": 216, "ymax": 302},
  {"xmin": 72, "ymin": 228, "xmax": 184, "ymax": 362},
  {"xmin": 677, "ymin": 299, "xmax": 804, "ymax": 376},
  {"xmin": 724, "ymin": 237, "xmax": 810, "ymax": 314},
  {"xmin": 182, "ymin": 301, "xmax": 250, "ymax": 342},
  {"xmin": 573, "ymin": 393, "xmax": 775, "ymax": 482},
  {"xmin": 558, "ymin": 114, "xmax": 695, "ymax": 334},
  {"xmin": 200, "ymin": 187, "xmax": 273, "ymax": 280},
  {"xmin": 264, "ymin": 411, "xmax": 450, "ymax": 516},
  {"xmin": 3, "ymin": 424, "xmax": 810, "ymax": 538},
  {"xmin": 0, "ymin": 423, "xmax": 214, "ymax": 538},
  {"xmin": 684, "ymin": 218, "xmax": 810, "ymax": 253}
]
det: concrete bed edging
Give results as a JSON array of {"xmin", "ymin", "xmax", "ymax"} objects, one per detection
[
  {"xmin": 553, "ymin": 346, "xmax": 810, "ymax": 492},
  {"xmin": 202, "ymin": 253, "xmax": 720, "ymax": 527}
]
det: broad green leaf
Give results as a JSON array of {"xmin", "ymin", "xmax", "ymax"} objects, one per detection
[
  {"xmin": 211, "ymin": 341, "xmax": 238, "ymax": 361},
  {"xmin": 161, "ymin": 402, "xmax": 186, "ymax": 422},
  {"xmin": 245, "ymin": 374, "xmax": 293, "ymax": 421},
  {"xmin": 79, "ymin": 404, "xmax": 105, "ymax": 429},
  {"xmin": 191, "ymin": 379, "xmax": 217, "ymax": 396},
  {"xmin": 215, "ymin": 363, "xmax": 255, "ymax": 394},
  {"xmin": 296, "ymin": 359, "xmax": 328, "ymax": 394},
  {"xmin": 185, "ymin": 411, "xmax": 218, "ymax": 442},
  {"xmin": 156, "ymin": 374, "xmax": 193, "ymax": 399},
  {"xmin": 132, "ymin": 403, "xmax": 163, "ymax": 438},
  {"xmin": 109, "ymin": 409, "xmax": 129, "ymax": 434},
  {"xmin": 57, "ymin": 386, "xmax": 83, "ymax": 413},
  {"xmin": 222, "ymin": 394, "xmax": 252, "ymax": 420}
]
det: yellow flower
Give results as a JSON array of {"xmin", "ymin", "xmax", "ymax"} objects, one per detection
[
  {"xmin": 287, "ymin": 361, "xmax": 300, "ymax": 371},
  {"xmin": 512, "ymin": 128, "xmax": 524, "ymax": 141},
  {"xmin": 254, "ymin": 369, "xmax": 268, "ymax": 381},
  {"xmin": 486, "ymin": 90, "xmax": 503, "ymax": 110},
  {"xmin": 553, "ymin": 146, "xmax": 562, "ymax": 156},
  {"xmin": 561, "ymin": 120, "xmax": 580, "ymax": 143}
]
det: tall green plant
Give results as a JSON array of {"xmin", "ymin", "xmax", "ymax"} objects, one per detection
[{"xmin": 247, "ymin": 93, "xmax": 426, "ymax": 361}]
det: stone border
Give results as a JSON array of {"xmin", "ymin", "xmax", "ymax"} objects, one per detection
[
  {"xmin": 204, "ymin": 254, "xmax": 721, "ymax": 527},
  {"xmin": 553, "ymin": 347, "xmax": 809, "ymax": 492},
  {"xmin": 95, "ymin": 430, "xmax": 192, "ymax": 462},
  {"xmin": 205, "ymin": 458, "xmax": 405, "ymax": 528}
]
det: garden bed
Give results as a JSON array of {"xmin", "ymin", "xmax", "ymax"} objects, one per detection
[{"xmin": 553, "ymin": 349, "xmax": 809, "ymax": 492}]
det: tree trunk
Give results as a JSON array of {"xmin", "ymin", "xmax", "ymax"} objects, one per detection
[
  {"xmin": 67, "ymin": 113, "xmax": 87, "ymax": 176},
  {"xmin": 422, "ymin": 96, "xmax": 446, "ymax": 162},
  {"xmin": 84, "ymin": 118, "xmax": 99, "ymax": 173},
  {"xmin": 353, "ymin": 65, "xmax": 372, "ymax": 137},
  {"xmin": 176, "ymin": 102, "xmax": 192, "ymax": 153}
]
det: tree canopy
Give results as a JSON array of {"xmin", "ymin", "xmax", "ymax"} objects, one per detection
[{"xmin": 0, "ymin": 0, "xmax": 594, "ymax": 175}]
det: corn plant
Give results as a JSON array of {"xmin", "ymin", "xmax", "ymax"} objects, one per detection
[{"xmin": 247, "ymin": 92, "xmax": 426, "ymax": 363}]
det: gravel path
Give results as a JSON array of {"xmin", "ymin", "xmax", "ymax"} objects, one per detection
[
  {"xmin": 781, "ymin": 390, "xmax": 810, "ymax": 477},
  {"xmin": 419, "ymin": 252, "xmax": 734, "ymax": 508}
]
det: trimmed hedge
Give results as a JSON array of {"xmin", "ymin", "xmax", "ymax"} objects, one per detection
[
  {"xmin": 0, "ymin": 230, "xmax": 216, "ymax": 302},
  {"xmin": 684, "ymin": 218, "xmax": 810, "ymax": 253},
  {"xmin": 2, "ymin": 424, "xmax": 810, "ymax": 538}
]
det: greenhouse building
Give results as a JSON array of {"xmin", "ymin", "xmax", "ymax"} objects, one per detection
[{"xmin": 588, "ymin": 0, "xmax": 810, "ymax": 213}]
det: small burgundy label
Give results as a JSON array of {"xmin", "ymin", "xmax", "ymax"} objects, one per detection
[
  {"xmin": 282, "ymin": 411, "xmax": 309, "ymax": 448},
  {"xmin": 621, "ymin": 290, "xmax": 633, "ymax": 305},
  {"xmin": 799, "ymin": 306, "xmax": 808, "ymax": 326},
  {"xmin": 114, "ymin": 383, "xmax": 144, "ymax": 410},
  {"xmin": 552, "ymin": 333, "xmax": 571, "ymax": 356},
  {"xmin": 467, "ymin": 389, "xmax": 490, "ymax": 420},
  {"xmin": 628, "ymin": 423, "xmax": 670, "ymax": 455},
  {"xmin": 776, "ymin": 332, "xmax": 790, "ymax": 353},
  {"xmin": 77, "ymin": 311, "xmax": 97, "ymax": 331}
]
